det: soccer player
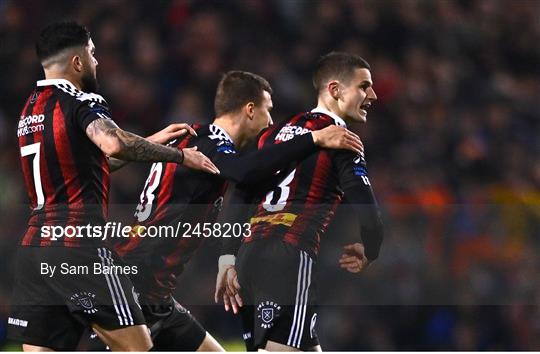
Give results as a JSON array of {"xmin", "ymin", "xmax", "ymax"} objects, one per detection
[
  {"xmin": 8, "ymin": 21, "xmax": 219, "ymax": 351},
  {"xmin": 82, "ymin": 70, "xmax": 364, "ymax": 351},
  {"xmin": 215, "ymin": 52, "xmax": 384, "ymax": 351}
]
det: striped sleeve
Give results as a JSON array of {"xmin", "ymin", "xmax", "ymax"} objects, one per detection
[{"xmin": 73, "ymin": 98, "xmax": 114, "ymax": 131}]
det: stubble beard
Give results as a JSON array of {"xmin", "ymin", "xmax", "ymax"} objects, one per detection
[{"xmin": 81, "ymin": 71, "xmax": 99, "ymax": 92}]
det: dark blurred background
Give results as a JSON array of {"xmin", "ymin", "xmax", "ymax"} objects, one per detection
[{"xmin": 0, "ymin": 0, "xmax": 539, "ymax": 350}]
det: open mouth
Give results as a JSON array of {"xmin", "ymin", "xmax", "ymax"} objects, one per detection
[{"xmin": 360, "ymin": 102, "xmax": 371, "ymax": 114}]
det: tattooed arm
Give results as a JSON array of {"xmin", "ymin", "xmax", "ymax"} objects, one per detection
[
  {"xmin": 86, "ymin": 118, "xmax": 183, "ymax": 162},
  {"xmin": 86, "ymin": 118, "xmax": 219, "ymax": 174},
  {"xmin": 106, "ymin": 123, "xmax": 198, "ymax": 172}
]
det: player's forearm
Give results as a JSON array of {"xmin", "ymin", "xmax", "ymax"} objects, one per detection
[
  {"xmin": 342, "ymin": 182, "xmax": 383, "ymax": 261},
  {"xmin": 219, "ymin": 134, "xmax": 315, "ymax": 184},
  {"xmin": 110, "ymin": 129, "xmax": 184, "ymax": 163},
  {"xmin": 86, "ymin": 118, "xmax": 184, "ymax": 164},
  {"xmin": 244, "ymin": 133, "xmax": 316, "ymax": 180},
  {"xmin": 108, "ymin": 132, "xmax": 186, "ymax": 172},
  {"xmin": 354, "ymin": 203, "xmax": 383, "ymax": 261},
  {"xmin": 345, "ymin": 192, "xmax": 383, "ymax": 261},
  {"xmin": 217, "ymin": 185, "xmax": 254, "ymax": 257},
  {"xmin": 219, "ymin": 217, "xmax": 245, "ymax": 258},
  {"xmin": 361, "ymin": 218, "xmax": 383, "ymax": 261},
  {"xmin": 220, "ymin": 237, "xmax": 243, "ymax": 257}
]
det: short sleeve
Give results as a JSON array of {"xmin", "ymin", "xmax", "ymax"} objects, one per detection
[{"xmin": 73, "ymin": 95, "xmax": 114, "ymax": 131}]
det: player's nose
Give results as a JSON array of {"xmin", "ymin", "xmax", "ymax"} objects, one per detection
[{"xmin": 368, "ymin": 87, "xmax": 377, "ymax": 101}]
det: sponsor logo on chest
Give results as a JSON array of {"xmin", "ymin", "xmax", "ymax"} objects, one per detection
[
  {"xmin": 17, "ymin": 114, "xmax": 45, "ymax": 137},
  {"xmin": 275, "ymin": 123, "xmax": 311, "ymax": 142}
]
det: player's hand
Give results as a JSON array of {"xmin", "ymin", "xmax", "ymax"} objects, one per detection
[
  {"xmin": 181, "ymin": 146, "xmax": 220, "ymax": 174},
  {"xmin": 215, "ymin": 265, "xmax": 228, "ymax": 303},
  {"xmin": 224, "ymin": 267, "xmax": 243, "ymax": 314},
  {"xmin": 215, "ymin": 265, "xmax": 243, "ymax": 314},
  {"xmin": 311, "ymin": 126, "xmax": 364, "ymax": 154},
  {"xmin": 146, "ymin": 123, "xmax": 197, "ymax": 144},
  {"xmin": 339, "ymin": 243, "xmax": 370, "ymax": 273}
]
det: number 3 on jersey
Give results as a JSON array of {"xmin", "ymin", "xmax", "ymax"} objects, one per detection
[
  {"xmin": 263, "ymin": 169, "xmax": 296, "ymax": 212},
  {"xmin": 134, "ymin": 162, "xmax": 163, "ymax": 222},
  {"xmin": 20, "ymin": 142, "xmax": 44, "ymax": 210}
]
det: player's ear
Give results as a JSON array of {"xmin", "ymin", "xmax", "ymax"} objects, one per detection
[
  {"xmin": 72, "ymin": 54, "xmax": 83, "ymax": 73},
  {"xmin": 328, "ymin": 81, "xmax": 340, "ymax": 100},
  {"xmin": 244, "ymin": 102, "xmax": 255, "ymax": 120}
]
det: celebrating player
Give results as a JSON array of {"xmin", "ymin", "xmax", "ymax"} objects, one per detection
[
  {"xmin": 82, "ymin": 70, "xmax": 364, "ymax": 351},
  {"xmin": 8, "ymin": 21, "xmax": 219, "ymax": 351},
  {"xmin": 216, "ymin": 52, "xmax": 384, "ymax": 351}
]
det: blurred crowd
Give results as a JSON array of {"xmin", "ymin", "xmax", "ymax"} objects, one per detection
[{"xmin": 0, "ymin": 0, "xmax": 539, "ymax": 350}]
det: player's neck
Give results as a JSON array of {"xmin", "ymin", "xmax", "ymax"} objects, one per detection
[
  {"xmin": 212, "ymin": 116, "xmax": 246, "ymax": 147},
  {"xmin": 315, "ymin": 98, "xmax": 345, "ymax": 121},
  {"xmin": 43, "ymin": 69, "xmax": 82, "ymax": 90}
]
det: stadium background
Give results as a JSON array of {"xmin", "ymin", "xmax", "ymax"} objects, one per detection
[{"xmin": 0, "ymin": 0, "xmax": 539, "ymax": 350}]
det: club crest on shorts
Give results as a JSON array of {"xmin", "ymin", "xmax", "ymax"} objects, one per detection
[
  {"xmin": 262, "ymin": 308, "xmax": 273, "ymax": 323},
  {"xmin": 70, "ymin": 291, "xmax": 98, "ymax": 314},
  {"xmin": 257, "ymin": 301, "xmax": 281, "ymax": 329}
]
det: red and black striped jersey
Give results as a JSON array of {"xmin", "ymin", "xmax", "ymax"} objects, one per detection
[
  {"xmin": 114, "ymin": 124, "xmax": 235, "ymax": 300},
  {"xmin": 18, "ymin": 79, "xmax": 113, "ymax": 247},
  {"xmin": 114, "ymin": 123, "xmax": 320, "ymax": 301},
  {"xmin": 244, "ymin": 110, "xmax": 379, "ymax": 258}
]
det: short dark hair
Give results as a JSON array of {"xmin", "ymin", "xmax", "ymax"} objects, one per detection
[
  {"xmin": 312, "ymin": 52, "xmax": 371, "ymax": 92},
  {"xmin": 36, "ymin": 21, "xmax": 90, "ymax": 62},
  {"xmin": 214, "ymin": 71, "xmax": 272, "ymax": 117}
]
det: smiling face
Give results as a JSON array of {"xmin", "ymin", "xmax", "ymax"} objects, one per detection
[{"xmin": 336, "ymin": 68, "xmax": 377, "ymax": 123}]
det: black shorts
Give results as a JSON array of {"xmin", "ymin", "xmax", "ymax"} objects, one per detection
[
  {"xmin": 237, "ymin": 239, "xmax": 319, "ymax": 351},
  {"xmin": 80, "ymin": 295, "xmax": 206, "ymax": 351},
  {"xmin": 7, "ymin": 245, "xmax": 146, "ymax": 350}
]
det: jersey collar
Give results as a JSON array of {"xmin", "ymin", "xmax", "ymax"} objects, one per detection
[
  {"xmin": 37, "ymin": 79, "xmax": 78, "ymax": 91},
  {"xmin": 310, "ymin": 107, "xmax": 347, "ymax": 128},
  {"xmin": 209, "ymin": 124, "xmax": 234, "ymax": 144}
]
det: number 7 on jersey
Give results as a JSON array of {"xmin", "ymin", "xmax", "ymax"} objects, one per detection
[{"xmin": 20, "ymin": 142, "xmax": 45, "ymax": 210}]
